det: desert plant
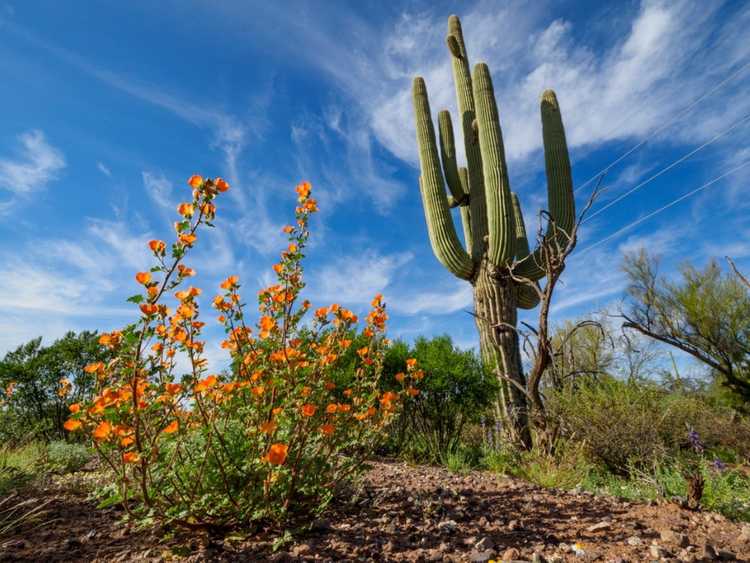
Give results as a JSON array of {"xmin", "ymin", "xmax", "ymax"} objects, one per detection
[
  {"xmin": 0, "ymin": 494, "xmax": 51, "ymax": 541},
  {"xmin": 552, "ymin": 376, "xmax": 750, "ymax": 473},
  {"xmin": 0, "ymin": 331, "xmax": 108, "ymax": 443},
  {"xmin": 64, "ymin": 177, "xmax": 419, "ymax": 528},
  {"xmin": 45, "ymin": 440, "xmax": 91, "ymax": 473},
  {"xmin": 384, "ymin": 336, "xmax": 496, "ymax": 462},
  {"xmin": 621, "ymin": 251, "xmax": 750, "ymax": 408},
  {"xmin": 412, "ymin": 15, "xmax": 575, "ymax": 449}
]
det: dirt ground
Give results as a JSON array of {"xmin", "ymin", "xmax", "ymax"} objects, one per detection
[{"xmin": 1, "ymin": 459, "xmax": 749, "ymax": 562}]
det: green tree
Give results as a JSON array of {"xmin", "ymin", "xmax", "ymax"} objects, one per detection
[
  {"xmin": 621, "ymin": 251, "xmax": 750, "ymax": 408},
  {"xmin": 0, "ymin": 331, "xmax": 108, "ymax": 443},
  {"xmin": 387, "ymin": 335, "xmax": 498, "ymax": 462}
]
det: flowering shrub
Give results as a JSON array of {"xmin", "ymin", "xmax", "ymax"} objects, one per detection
[{"xmin": 64, "ymin": 177, "xmax": 420, "ymax": 527}]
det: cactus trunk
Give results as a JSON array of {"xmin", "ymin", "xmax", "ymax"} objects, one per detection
[
  {"xmin": 474, "ymin": 261, "xmax": 532, "ymax": 449},
  {"xmin": 411, "ymin": 15, "xmax": 575, "ymax": 450}
]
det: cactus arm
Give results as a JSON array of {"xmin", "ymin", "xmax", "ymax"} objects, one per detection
[
  {"xmin": 447, "ymin": 14, "xmax": 487, "ymax": 259},
  {"xmin": 472, "ymin": 62, "xmax": 514, "ymax": 268},
  {"xmin": 511, "ymin": 192, "xmax": 530, "ymax": 260},
  {"xmin": 513, "ymin": 89, "xmax": 575, "ymax": 281},
  {"xmin": 510, "ymin": 192, "xmax": 540, "ymax": 309},
  {"xmin": 413, "ymin": 77, "xmax": 474, "ymax": 280},
  {"xmin": 458, "ymin": 167, "xmax": 473, "ymax": 252},
  {"xmin": 438, "ymin": 110, "xmax": 468, "ymax": 204}
]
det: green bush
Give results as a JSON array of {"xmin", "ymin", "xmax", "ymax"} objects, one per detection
[
  {"xmin": 45, "ymin": 441, "xmax": 91, "ymax": 473},
  {"xmin": 0, "ymin": 443, "xmax": 44, "ymax": 495},
  {"xmin": 551, "ymin": 376, "xmax": 750, "ymax": 473},
  {"xmin": 386, "ymin": 336, "xmax": 498, "ymax": 463},
  {"xmin": 0, "ymin": 331, "xmax": 108, "ymax": 444}
]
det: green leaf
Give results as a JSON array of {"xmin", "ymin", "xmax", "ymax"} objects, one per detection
[
  {"xmin": 96, "ymin": 492, "xmax": 123, "ymax": 509},
  {"xmin": 126, "ymin": 295, "xmax": 144, "ymax": 304}
]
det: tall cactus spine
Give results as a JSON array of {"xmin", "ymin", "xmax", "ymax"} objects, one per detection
[{"xmin": 411, "ymin": 15, "xmax": 575, "ymax": 449}]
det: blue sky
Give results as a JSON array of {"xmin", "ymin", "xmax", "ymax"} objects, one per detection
[{"xmin": 0, "ymin": 0, "xmax": 748, "ymax": 374}]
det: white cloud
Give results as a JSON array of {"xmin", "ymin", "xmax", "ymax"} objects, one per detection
[
  {"xmin": 0, "ymin": 130, "xmax": 65, "ymax": 196},
  {"xmin": 390, "ymin": 282, "xmax": 473, "ymax": 315},
  {"xmin": 309, "ymin": 250, "xmax": 413, "ymax": 306},
  {"xmin": 97, "ymin": 161, "xmax": 112, "ymax": 177},
  {"xmin": 142, "ymin": 171, "xmax": 174, "ymax": 210}
]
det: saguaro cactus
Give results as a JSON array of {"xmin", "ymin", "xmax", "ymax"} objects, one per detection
[{"xmin": 412, "ymin": 15, "xmax": 575, "ymax": 449}]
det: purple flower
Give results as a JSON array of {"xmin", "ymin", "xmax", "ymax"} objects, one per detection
[
  {"xmin": 712, "ymin": 459, "xmax": 727, "ymax": 472},
  {"xmin": 687, "ymin": 428, "xmax": 704, "ymax": 453}
]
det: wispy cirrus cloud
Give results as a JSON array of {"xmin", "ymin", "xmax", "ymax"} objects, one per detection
[{"xmin": 0, "ymin": 130, "xmax": 65, "ymax": 211}]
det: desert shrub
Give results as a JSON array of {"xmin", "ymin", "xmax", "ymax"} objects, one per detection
[
  {"xmin": 63, "ymin": 177, "xmax": 419, "ymax": 528},
  {"xmin": 385, "ymin": 336, "xmax": 497, "ymax": 463},
  {"xmin": 552, "ymin": 376, "xmax": 750, "ymax": 473},
  {"xmin": 0, "ymin": 331, "xmax": 108, "ymax": 444},
  {"xmin": 45, "ymin": 441, "xmax": 91, "ymax": 473},
  {"xmin": 0, "ymin": 442, "xmax": 44, "ymax": 495}
]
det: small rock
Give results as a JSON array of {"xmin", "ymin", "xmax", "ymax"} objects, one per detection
[
  {"xmin": 626, "ymin": 536, "xmax": 642, "ymax": 546},
  {"xmin": 383, "ymin": 540, "xmax": 395, "ymax": 553},
  {"xmin": 531, "ymin": 553, "xmax": 547, "ymax": 563},
  {"xmin": 649, "ymin": 545, "xmax": 664, "ymax": 559},
  {"xmin": 311, "ymin": 518, "xmax": 331, "ymax": 532},
  {"xmin": 739, "ymin": 525, "xmax": 750, "ymax": 543},
  {"xmin": 291, "ymin": 543, "xmax": 311, "ymax": 557},
  {"xmin": 502, "ymin": 547, "xmax": 521, "ymax": 560},
  {"xmin": 469, "ymin": 549, "xmax": 495, "ymax": 562},
  {"xmin": 507, "ymin": 519, "xmax": 520, "ymax": 531},
  {"xmin": 437, "ymin": 542, "xmax": 450, "ymax": 553},
  {"xmin": 437, "ymin": 519, "xmax": 458, "ymax": 533},
  {"xmin": 586, "ymin": 521, "xmax": 612, "ymax": 532},
  {"xmin": 717, "ymin": 549, "xmax": 737, "ymax": 561},
  {"xmin": 660, "ymin": 530, "xmax": 689, "ymax": 548},
  {"xmin": 475, "ymin": 537, "xmax": 494, "ymax": 551}
]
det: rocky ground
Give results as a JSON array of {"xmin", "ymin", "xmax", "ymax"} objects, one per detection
[{"xmin": 1, "ymin": 459, "xmax": 748, "ymax": 562}]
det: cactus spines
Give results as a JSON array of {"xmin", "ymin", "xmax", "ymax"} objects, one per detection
[{"xmin": 411, "ymin": 15, "xmax": 575, "ymax": 449}]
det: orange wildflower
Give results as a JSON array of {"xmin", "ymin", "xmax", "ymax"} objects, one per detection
[
  {"xmin": 320, "ymin": 423, "xmax": 335, "ymax": 436},
  {"xmin": 194, "ymin": 375, "xmax": 218, "ymax": 393},
  {"xmin": 63, "ymin": 419, "xmax": 81, "ymax": 431},
  {"xmin": 120, "ymin": 436, "xmax": 135, "ymax": 447},
  {"xmin": 301, "ymin": 404, "xmax": 316, "ymax": 417},
  {"xmin": 84, "ymin": 362, "xmax": 104, "ymax": 374},
  {"xmin": 69, "ymin": 403, "xmax": 81, "ymax": 414},
  {"xmin": 282, "ymin": 225, "xmax": 294, "ymax": 234},
  {"xmin": 220, "ymin": 275, "xmax": 239, "ymax": 290},
  {"xmin": 135, "ymin": 271, "xmax": 151, "ymax": 285},
  {"xmin": 179, "ymin": 233, "xmax": 197, "ymax": 246},
  {"xmin": 325, "ymin": 403, "xmax": 338, "ymax": 414},
  {"xmin": 265, "ymin": 443, "xmax": 288, "ymax": 465},
  {"xmin": 406, "ymin": 358, "xmax": 418, "ymax": 369},
  {"xmin": 92, "ymin": 421, "xmax": 112, "ymax": 441},
  {"xmin": 272, "ymin": 263, "xmax": 283, "ymax": 274},
  {"xmin": 260, "ymin": 420, "xmax": 277, "ymax": 434},
  {"xmin": 177, "ymin": 264, "xmax": 196, "ymax": 277},
  {"xmin": 296, "ymin": 181, "xmax": 311, "ymax": 199},
  {"xmin": 140, "ymin": 303, "xmax": 158, "ymax": 316},
  {"xmin": 162, "ymin": 420, "xmax": 179, "ymax": 434},
  {"xmin": 122, "ymin": 451, "xmax": 140, "ymax": 464},
  {"xmin": 395, "ymin": 372, "xmax": 405, "ymax": 383},
  {"xmin": 407, "ymin": 387, "xmax": 420, "ymax": 397},
  {"xmin": 187, "ymin": 175, "xmax": 203, "ymax": 188},
  {"xmin": 215, "ymin": 177, "xmax": 230, "ymax": 192},
  {"xmin": 148, "ymin": 239, "xmax": 166, "ymax": 254}
]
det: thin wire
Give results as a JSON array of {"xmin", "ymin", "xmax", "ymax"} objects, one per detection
[
  {"xmin": 578, "ymin": 159, "xmax": 750, "ymax": 255},
  {"xmin": 573, "ymin": 57, "xmax": 750, "ymax": 196},
  {"xmin": 585, "ymin": 111, "xmax": 750, "ymax": 222}
]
